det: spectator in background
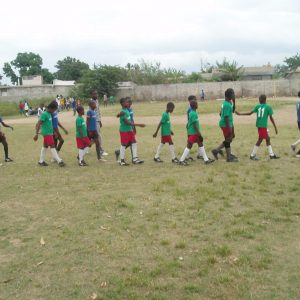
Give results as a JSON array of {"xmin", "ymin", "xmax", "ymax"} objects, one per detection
[
  {"xmin": 19, "ymin": 101, "xmax": 25, "ymax": 116},
  {"xmin": 37, "ymin": 104, "xmax": 44, "ymax": 119},
  {"xmin": 200, "ymin": 89, "xmax": 205, "ymax": 101},
  {"xmin": 24, "ymin": 100, "xmax": 29, "ymax": 117},
  {"xmin": 72, "ymin": 97, "xmax": 77, "ymax": 116},
  {"xmin": 103, "ymin": 94, "xmax": 108, "ymax": 107}
]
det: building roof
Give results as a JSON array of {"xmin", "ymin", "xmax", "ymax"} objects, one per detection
[{"xmin": 242, "ymin": 67, "xmax": 274, "ymax": 76}]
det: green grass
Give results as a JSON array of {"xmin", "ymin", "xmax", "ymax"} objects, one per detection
[{"xmin": 0, "ymin": 102, "xmax": 300, "ymax": 299}]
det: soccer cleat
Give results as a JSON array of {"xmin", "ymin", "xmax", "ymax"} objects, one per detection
[
  {"xmin": 196, "ymin": 155, "xmax": 204, "ymax": 160},
  {"xmin": 98, "ymin": 157, "xmax": 107, "ymax": 162},
  {"xmin": 114, "ymin": 150, "xmax": 120, "ymax": 161},
  {"xmin": 187, "ymin": 157, "xmax": 194, "ymax": 162},
  {"xmin": 250, "ymin": 155, "xmax": 259, "ymax": 161},
  {"xmin": 227, "ymin": 156, "xmax": 238, "ymax": 163},
  {"xmin": 132, "ymin": 158, "xmax": 144, "ymax": 164},
  {"xmin": 79, "ymin": 161, "xmax": 87, "ymax": 167},
  {"xmin": 4, "ymin": 158, "xmax": 13, "ymax": 162},
  {"xmin": 38, "ymin": 161, "xmax": 48, "ymax": 167},
  {"xmin": 179, "ymin": 160, "xmax": 188, "ymax": 166},
  {"xmin": 270, "ymin": 154, "xmax": 280, "ymax": 159},
  {"xmin": 58, "ymin": 161, "xmax": 66, "ymax": 167},
  {"xmin": 230, "ymin": 154, "xmax": 238, "ymax": 159},
  {"xmin": 172, "ymin": 158, "xmax": 179, "ymax": 163},
  {"xmin": 204, "ymin": 158, "xmax": 215, "ymax": 165},
  {"xmin": 291, "ymin": 145, "xmax": 296, "ymax": 152},
  {"xmin": 101, "ymin": 151, "xmax": 109, "ymax": 156},
  {"xmin": 154, "ymin": 157, "xmax": 163, "ymax": 163},
  {"xmin": 119, "ymin": 160, "xmax": 129, "ymax": 166},
  {"xmin": 211, "ymin": 149, "xmax": 219, "ymax": 160}
]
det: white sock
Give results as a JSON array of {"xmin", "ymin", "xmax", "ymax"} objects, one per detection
[
  {"xmin": 79, "ymin": 149, "xmax": 85, "ymax": 162},
  {"xmin": 180, "ymin": 148, "xmax": 190, "ymax": 162},
  {"xmin": 50, "ymin": 148, "xmax": 62, "ymax": 163},
  {"xmin": 199, "ymin": 146, "xmax": 209, "ymax": 161},
  {"xmin": 292, "ymin": 139, "xmax": 300, "ymax": 147},
  {"xmin": 197, "ymin": 146, "xmax": 202, "ymax": 157},
  {"xmin": 251, "ymin": 145, "xmax": 259, "ymax": 157},
  {"xmin": 39, "ymin": 147, "xmax": 47, "ymax": 163},
  {"xmin": 155, "ymin": 143, "xmax": 164, "ymax": 159},
  {"xmin": 132, "ymin": 143, "xmax": 138, "ymax": 160},
  {"xmin": 169, "ymin": 144, "xmax": 176, "ymax": 160},
  {"xmin": 84, "ymin": 147, "xmax": 89, "ymax": 156},
  {"xmin": 267, "ymin": 145, "xmax": 274, "ymax": 156},
  {"xmin": 120, "ymin": 145, "xmax": 126, "ymax": 160}
]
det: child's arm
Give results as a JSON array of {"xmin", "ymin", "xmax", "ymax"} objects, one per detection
[
  {"xmin": 124, "ymin": 118, "xmax": 145, "ymax": 128},
  {"xmin": 0, "ymin": 120, "xmax": 13, "ymax": 130},
  {"xmin": 58, "ymin": 121, "xmax": 68, "ymax": 134},
  {"xmin": 235, "ymin": 111, "xmax": 253, "ymax": 116},
  {"xmin": 153, "ymin": 122, "xmax": 162, "ymax": 138},
  {"xmin": 33, "ymin": 120, "xmax": 42, "ymax": 141},
  {"xmin": 86, "ymin": 116, "xmax": 90, "ymax": 130},
  {"xmin": 270, "ymin": 116, "xmax": 278, "ymax": 134},
  {"xmin": 117, "ymin": 111, "xmax": 125, "ymax": 118}
]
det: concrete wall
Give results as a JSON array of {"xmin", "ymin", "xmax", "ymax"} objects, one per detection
[
  {"xmin": 0, "ymin": 85, "xmax": 74, "ymax": 102},
  {"xmin": 116, "ymin": 79, "xmax": 300, "ymax": 101}
]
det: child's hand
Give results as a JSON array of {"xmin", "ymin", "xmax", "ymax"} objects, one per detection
[
  {"xmin": 10, "ymin": 126, "xmax": 14, "ymax": 131},
  {"xmin": 153, "ymin": 133, "xmax": 157, "ymax": 138},
  {"xmin": 64, "ymin": 129, "xmax": 68, "ymax": 135},
  {"xmin": 33, "ymin": 134, "xmax": 38, "ymax": 141},
  {"xmin": 139, "ymin": 124, "xmax": 146, "ymax": 128},
  {"xmin": 171, "ymin": 131, "xmax": 174, "ymax": 135}
]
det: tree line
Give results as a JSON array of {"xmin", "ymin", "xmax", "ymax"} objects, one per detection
[{"xmin": 1, "ymin": 52, "xmax": 300, "ymax": 99}]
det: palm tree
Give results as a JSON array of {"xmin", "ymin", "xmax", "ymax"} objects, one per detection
[{"xmin": 216, "ymin": 58, "xmax": 244, "ymax": 81}]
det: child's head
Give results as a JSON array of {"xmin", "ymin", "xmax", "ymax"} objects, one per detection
[
  {"xmin": 190, "ymin": 100, "xmax": 198, "ymax": 110},
  {"xmin": 89, "ymin": 100, "xmax": 97, "ymax": 110},
  {"xmin": 166, "ymin": 102, "xmax": 175, "ymax": 113},
  {"xmin": 76, "ymin": 105, "xmax": 84, "ymax": 115},
  {"xmin": 125, "ymin": 97, "xmax": 132, "ymax": 107},
  {"xmin": 188, "ymin": 95, "xmax": 196, "ymax": 103},
  {"xmin": 120, "ymin": 98, "xmax": 128, "ymax": 108},
  {"xmin": 259, "ymin": 94, "xmax": 267, "ymax": 104},
  {"xmin": 225, "ymin": 88, "xmax": 235, "ymax": 100},
  {"xmin": 91, "ymin": 90, "xmax": 98, "ymax": 100},
  {"xmin": 47, "ymin": 101, "xmax": 58, "ymax": 113}
]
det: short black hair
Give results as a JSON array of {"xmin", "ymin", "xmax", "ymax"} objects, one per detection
[
  {"xmin": 120, "ymin": 98, "xmax": 126, "ymax": 105},
  {"xmin": 298, "ymin": 91, "xmax": 300, "ymax": 97},
  {"xmin": 188, "ymin": 95, "xmax": 196, "ymax": 101},
  {"xmin": 167, "ymin": 102, "xmax": 175, "ymax": 109},
  {"xmin": 225, "ymin": 88, "xmax": 235, "ymax": 99},
  {"xmin": 88, "ymin": 99, "xmax": 96, "ymax": 106},
  {"xmin": 48, "ymin": 101, "xmax": 58, "ymax": 110},
  {"xmin": 259, "ymin": 94, "xmax": 267, "ymax": 103},
  {"xmin": 76, "ymin": 105, "xmax": 84, "ymax": 113}
]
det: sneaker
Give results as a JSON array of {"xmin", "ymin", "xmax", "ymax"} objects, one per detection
[
  {"xmin": 172, "ymin": 158, "xmax": 179, "ymax": 163},
  {"xmin": 187, "ymin": 157, "xmax": 194, "ymax": 162},
  {"xmin": 79, "ymin": 161, "xmax": 87, "ymax": 167},
  {"xmin": 179, "ymin": 160, "xmax": 188, "ymax": 166},
  {"xmin": 211, "ymin": 149, "xmax": 219, "ymax": 160},
  {"xmin": 58, "ymin": 161, "xmax": 66, "ymax": 167},
  {"xmin": 38, "ymin": 161, "xmax": 48, "ymax": 166},
  {"xmin": 196, "ymin": 155, "xmax": 204, "ymax": 160},
  {"xmin": 227, "ymin": 156, "xmax": 239, "ymax": 163},
  {"xmin": 250, "ymin": 155, "xmax": 259, "ymax": 161},
  {"xmin": 204, "ymin": 158, "xmax": 215, "ymax": 164},
  {"xmin": 98, "ymin": 157, "xmax": 107, "ymax": 162},
  {"xmin": 101, "ymin": 151, "xmax": 109, "ymax": 156},
  {"xmin": 4, "ymin": 158, "xmax": 13, "ymax": 162},
  {"xmin": 119, "ymin": 160, "xmax": 129, "ymax": 166},
  {"xmin": 270, "ymin": 154, "xmax": 280, "ymax": 159},
  {"xmin": 154, "ymin": 157, "xmax": 163, "ymax": 163},
  {"xmin": 132, "ymin": 158, "xmax": 144, "ymax": 164},
  {"xmin": 230, "ymin": 154, "xmax": 238, "ymax": 159},
  {"xmin": 115, "ymin": 150, "xmax": 120, "ymax": 161},
  {"xmin": 291, "ymin": 145, "xmax": 296, "ymax": 152}
]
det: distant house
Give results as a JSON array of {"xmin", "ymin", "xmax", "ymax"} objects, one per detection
[
  {"xmin": 22, "ymin": 75, "xmax": 43, "ymax": 86},
  {"xmin": 286, "ymin": 67, "xmax": 300, "ymax": 80},
  {"xmin": 241, "ymin": 66, "xmax": 275, "ymax": 81}
]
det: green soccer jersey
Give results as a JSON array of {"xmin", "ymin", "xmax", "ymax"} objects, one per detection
[
  {"xmin": 76, "ymin": 115, "xmax": 88, "ymax": 138},
  {"xmin": 119, "ymin": 108, "xmax": 132, "ymax": 132},
  {"xmin": 252, "ymin": 104, "xmax": 273, "ymax": 128},
  {"xmin": 161, "ymin": 111, "xmax": 171, "ymax": 136},
  {"xmin": 187, "ymin": 110, "xmax": 200, "ymax": 135},
  {"xmin": 219, "ymin": 100, "xmax": 233, "ymax": 128},
  {"xmin": 40, "ymin": 111, "xmax": 53, "ymax": 136}
]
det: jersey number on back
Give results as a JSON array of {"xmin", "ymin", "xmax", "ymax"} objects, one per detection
[{"xmin": 257, "ymin": 107, "xmax": 265, "ymax": 118}]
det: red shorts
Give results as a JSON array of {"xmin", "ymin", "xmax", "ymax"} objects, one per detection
[
  {"xmin": 258, "ymin": 128, "xmax": 268, "ymax": 139},
  {"xmin": 76, "ymin": 137, "xmax": 91, "ymax": 149},
  {"xmin": 43, "ymin": 135, "xmax": 55, "ymax": 146},
  {"xmin": 161, "ymin": 135, "xmax": 173, "ymax": 144},
  {"xmin": 221, "ymin": 127, "xmax": 232, "ymax": 138},
  {"xmin": 88, "ymin": 130, "xmax": 99, "ymax": 140},
  {"xmin": 120, "ymin": 131, "xmax": 136, "ymax": 145},
  {"xmin": 188, "ymin": 135, "xmax": 201, "ymax": 144}
]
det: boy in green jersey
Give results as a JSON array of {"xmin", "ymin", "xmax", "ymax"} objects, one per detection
[
  {"xmin": 212, "ymin": 88, "xmax": 237, "ymax": 162},
  {"xmin": 153, "ymin": 102, "xmax": 179, "ymax": 163},
  {"xmin": 33, "ymin": 101, "xmax": 65, "ymax": 167},
  {"xmin": 179, "ymin": 100, "xmax": 214, "ymax": 165},
  {"xmin": 236, "ymin": 94, "xmax": 279, "ymax": 160},
  {"xmin": 118, "ymin": 98, "xmax": 145, "ymax": 166}
]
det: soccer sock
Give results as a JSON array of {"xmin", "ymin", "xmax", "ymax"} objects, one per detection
[
  {"xmin": 180, "ymin": 147, "xmax": 190, "ymax": 162},
  {"xmin": 50, "ymin": 148, "xmax": 62, "ymax": 163},
  {"xmin": 197, "ymin": 146, "xmax": 202, "ymax": 157},
  {"xmin": 155, "ymin": 143, "xmax": 164, "ymax": 159},
  {"xmin": 292, "ymin": 139, "xmax": 300, "ymax": 147},
  {"xmin": 79, "ymin": 149, "xmax": 85, "ymax": 162},
  {"xmin": 120, "ymin": 145, "xmax": 126, "ymax": 160},
  {"xmin": 169, "ymin": 144, "xmax": 176, "ymax": 160},
  {"xmin": 267, "ymin": 145, "xmax": 274, "ymax": 156},
  {"xmin": 251, "ymin": 145, "xmax": 259, "ymax": 157},
  {"xmin": 199, "ymin": 146, "xmax": 209, "ymax": 161},
  {"xmin": 3, "ymin": 143, "xmax": 8, "ymax": 159},
  {"xmin": 131, "ymin": 143, "xmax": 138, "ymax": 160},
  {"xmin": 39, "ymin": 147, "xmax": 47, "ymax": 163}
]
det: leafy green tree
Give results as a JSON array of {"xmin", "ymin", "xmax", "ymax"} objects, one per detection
[
  {"xmin": 275, "ymin": 53, "xmax": 300, "ymax": 77},
  {"xmin": 55, "ymin": 57, "xmax": 90, "ymax": 81},
  {"xmin": 163, "ymin": 68, "xmax": 186, "ymax": 83},
  {"xmin": 41, "ymin": 68, "xmax": 55, "ymax": 84},
  {"xmin": 74, "ymin": 65, "xmax": 125, "ymax": 99},
  {"xmin": 184, "ymin": 72, "xmax": 203, "ymax": 83},
  {"xmin": 3, "ymin": 62, "xmax": 19, "ymax": 85},
  {"xmin": 216, "ymin": 58, "xmax": 244, "ymax": 81}
]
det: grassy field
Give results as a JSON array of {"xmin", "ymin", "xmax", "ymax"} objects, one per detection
[{"xmin": 1, "ymin": 99, "xmax": 300, "ymax": 300}]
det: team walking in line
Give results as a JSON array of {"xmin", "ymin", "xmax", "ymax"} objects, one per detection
[{"xmin": 0, "ymin": 89, "xmax": 300, "ymax": 166}]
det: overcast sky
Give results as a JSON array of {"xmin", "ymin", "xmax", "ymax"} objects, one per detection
[{"xmin": 1, "ymin": 0, "xmax": 300, "ymax": 83}]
